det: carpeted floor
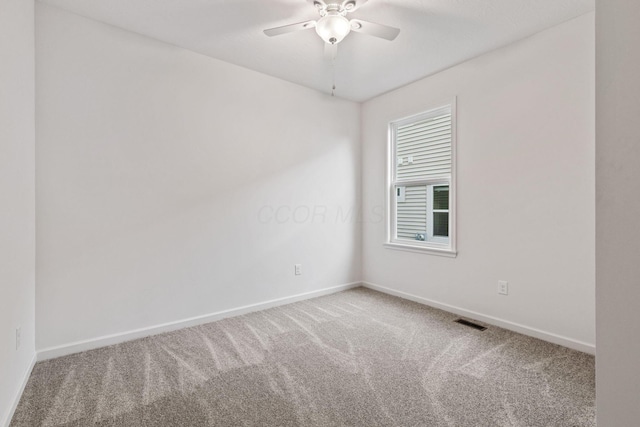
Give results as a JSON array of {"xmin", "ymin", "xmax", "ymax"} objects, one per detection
[{"xmin": 11, "ymin": 288, "xmax": 595, "ymax": 426}]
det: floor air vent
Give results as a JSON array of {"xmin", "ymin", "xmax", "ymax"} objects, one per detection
[{"xmin": 454, "ymin": 318, "xmax": 487, "ymax": 331}]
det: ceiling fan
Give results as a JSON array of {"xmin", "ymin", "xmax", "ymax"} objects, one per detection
[{"xmin": 264, "ymin": 0, "xmax": 400, "ymax": 60}]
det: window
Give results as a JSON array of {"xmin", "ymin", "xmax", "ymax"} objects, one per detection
[{"xmin": 386, "ymin": 102, "xmax": 456, "ymax": 256}]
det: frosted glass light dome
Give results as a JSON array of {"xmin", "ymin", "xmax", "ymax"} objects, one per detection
[{"xmin": 315, "ymin": 12, "xmax": 350, "ymax": 44}]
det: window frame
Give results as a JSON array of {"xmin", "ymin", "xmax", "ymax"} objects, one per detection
[
  {"xmin": 427, "ymin": 183, "xmax": 450, "ymax": 243},
  {"xmin": 384, "ymin": 99, "xmax": 457, "ymax": 257}
]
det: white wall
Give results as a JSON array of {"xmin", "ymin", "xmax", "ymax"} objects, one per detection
[
  {"xmin": 596, "ymin": 0, "xmax": 640, "ymax": 423},
  {"xmin": 362, "ymin": 14, "xmax": 595, "ymax": 350},
  {"xmin": 35, "ymin": 4, "xmax": 361, "ymax": 351},
  {"xmin": 0, "ymin": 0, "xmax": 36, "ymax": 424}
]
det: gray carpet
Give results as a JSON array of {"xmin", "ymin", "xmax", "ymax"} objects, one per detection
[{"xmin": 11, "ymin": 288, "xmax": 595, "ymax": 426}]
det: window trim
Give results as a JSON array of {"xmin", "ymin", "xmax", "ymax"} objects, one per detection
[{"xmin": 385, "ymin": 98, "xmax": 457, "ymax": 257}]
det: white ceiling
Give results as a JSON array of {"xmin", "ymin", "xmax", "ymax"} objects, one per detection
[{"xmin": 39, "ymin": 0, "xmax": 594, "ymax": 102}]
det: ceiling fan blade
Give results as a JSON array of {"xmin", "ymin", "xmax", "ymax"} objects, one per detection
[
  {"xmin": 349, "ymin": 19, "xmax": 400, "ymax": 41},
  {"xmin": 264, "ymin": 20, "xmax": 317, "ymax": 37},
  {"xmin": 324, "ymin": 42, "xmax": 338, "ymax": 61}
]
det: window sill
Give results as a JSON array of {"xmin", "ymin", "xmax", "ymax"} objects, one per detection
[{"xmin": 384, "ymin": 242, "xmax": 457, "ymax": 258}]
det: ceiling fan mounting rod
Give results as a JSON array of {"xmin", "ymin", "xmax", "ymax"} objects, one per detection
[{"xmin": 314, "ymin": 0, "xmax": 356, "ymax": 17}]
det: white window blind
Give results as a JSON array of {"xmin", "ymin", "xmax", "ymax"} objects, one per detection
[
  {"xmin": 395, "ymin": 108, "xmax": 452, "ymax": 181},
  {"xmin": 396, "ymin": 184, "xmax": 427, "ymax": 240}
]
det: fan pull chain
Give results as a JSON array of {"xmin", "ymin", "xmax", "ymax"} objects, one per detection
[{"xmin": 331, "ymin": 55, "xmax": 336, "ymax": 97}]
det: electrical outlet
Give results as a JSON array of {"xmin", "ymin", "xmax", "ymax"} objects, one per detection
[
  {"xmin": 295, "ymin": 264, "xmax": 302, "ymax": 276},
  {"xmin": 498, "ymin": 281, "xmax": 509, "ymax": 295},
  {"xmin": 16, "ymin": 326, "xmax": 21, "ymax": 350}
]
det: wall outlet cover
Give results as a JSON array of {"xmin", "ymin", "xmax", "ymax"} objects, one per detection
[{"xmin": 498, "ymin": 280, "xmax": 509, "ymax": 295}]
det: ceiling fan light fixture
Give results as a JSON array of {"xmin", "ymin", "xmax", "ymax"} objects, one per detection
[{"xmin": 315, "ymin": 12, "xmax": 351, "ymax": 44}]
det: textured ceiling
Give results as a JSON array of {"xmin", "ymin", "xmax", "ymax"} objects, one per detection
[{"xmin": 38, "ymin": 0, "xmax": 594, "ymax": 101}]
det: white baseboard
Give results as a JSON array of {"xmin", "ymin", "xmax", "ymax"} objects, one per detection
[
  {"xmin": 37, "ymin": 282, "xmax": 362, "ymax": 361},
  {"xmin": 2, "ymin": 352, "xmax": 37, "ymax": 427},
  {"xmin": 362, "ymin": 281, "xmax": 595, "ymax": 355},
  {"xmin": 37, "ymin": 280, "xmax": 594, "ymax": 360}
]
